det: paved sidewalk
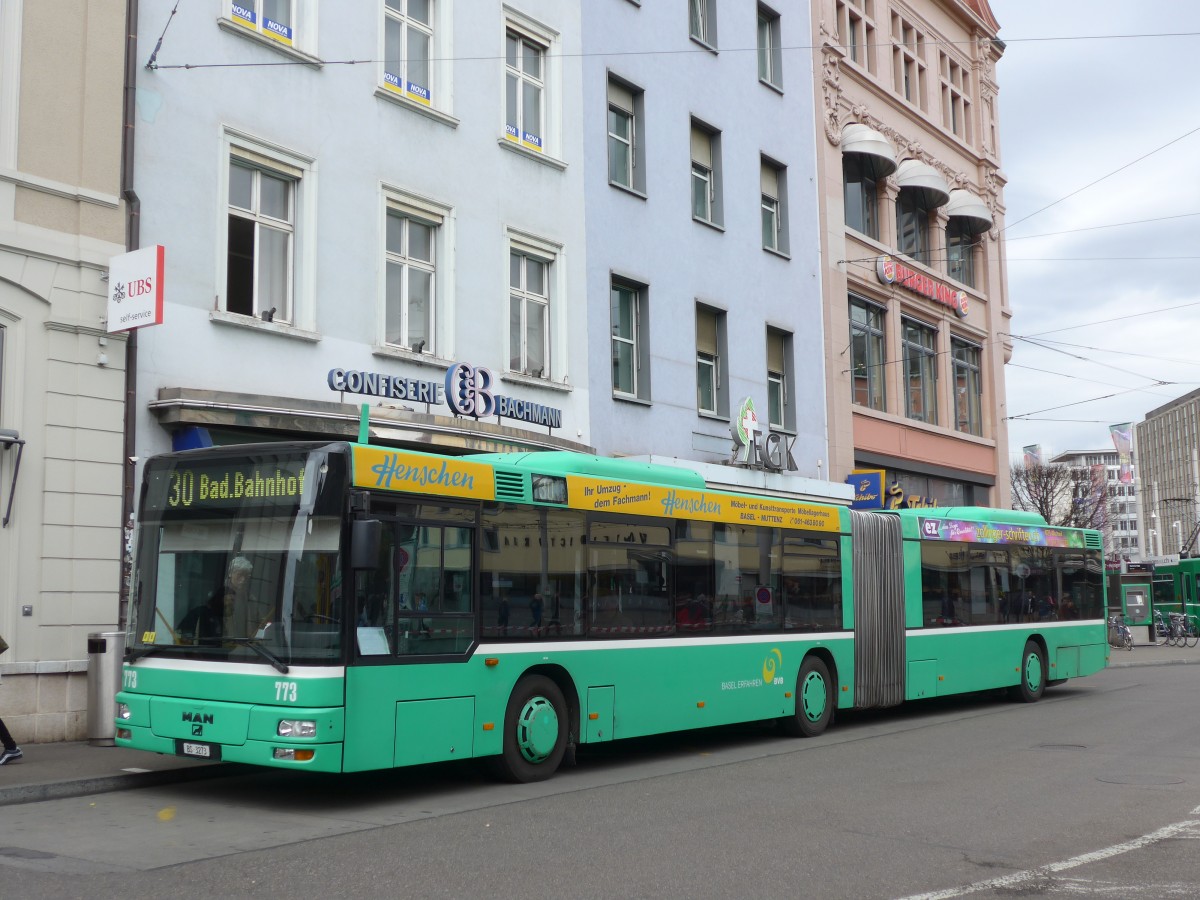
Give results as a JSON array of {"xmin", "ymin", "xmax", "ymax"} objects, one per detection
[
  {"xmin": 1, "ymin": 642, "xmax": 1195, "ymax": 807},
  {"xmin": 1103, "ymin": 636, "xmax": 1200, "ymax": 667},
  {"xmin": 0, "ymin": 740, "xmax": 242, "ymax": 807}
]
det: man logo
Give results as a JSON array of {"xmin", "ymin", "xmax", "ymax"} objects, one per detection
[{"xmin": 191, "ymin": 724, "xmax": 203, "ymax": 736}]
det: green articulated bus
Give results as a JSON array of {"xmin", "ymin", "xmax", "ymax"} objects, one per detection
[{"xmin": 115, "ymin": 441, "xmax": 1108, "ymax": 782}]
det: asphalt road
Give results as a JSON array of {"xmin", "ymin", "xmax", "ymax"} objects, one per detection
[{"xmin": 4, "ymin": 664, "xmax": 1200, "ymax": 899}]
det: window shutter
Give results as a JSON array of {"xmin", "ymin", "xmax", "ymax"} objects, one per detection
[
  {"xmin": 230, "ymin": 145, "xmax": 302, "ymax": 180},
  {"xmin": 767, "ymin": 330, "xmax": 785, "ymax": 374},
  {"xmin": 696, "ymin": 308, "xmax": 718, "ymax": 356},
  {"xmin": 690, "ymin": 126, "xmax": 712, "ymax": 168},
  {"xmin": 608, "ymin": 79, "xmax": 634, "ymax": 113},
  {"xmin": 760, "ymin": 162, "xmax": 779, "ymax": 200}
]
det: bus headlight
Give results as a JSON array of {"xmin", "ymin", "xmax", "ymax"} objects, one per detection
[
  {"xmin": 117, "ymin": 703, "xmax": 131, "ymax": 720},
  {"xmin": 277, "ymin": 719, "xmax": 316, "ymax": 737}
]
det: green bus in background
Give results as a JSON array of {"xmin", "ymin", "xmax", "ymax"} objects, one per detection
[{"xmin": 115, "ymin": 441, "xmax": 1108, "ymax": 782}]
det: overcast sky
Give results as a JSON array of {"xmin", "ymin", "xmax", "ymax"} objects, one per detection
[{"xmin": 993, "ymin": 2, "xmax": 1200, "ymax": 462}]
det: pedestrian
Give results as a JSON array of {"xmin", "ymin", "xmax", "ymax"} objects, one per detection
[{"xmin": 0, "ymin": 631, "xmax": 21, "ymax": 765}]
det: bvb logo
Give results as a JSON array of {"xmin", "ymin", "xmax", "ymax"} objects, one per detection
[{"xmin": 762, "ymin": 648, "xmax": 782, "ymax": 685}]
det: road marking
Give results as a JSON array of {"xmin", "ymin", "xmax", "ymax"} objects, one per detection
[{"xmin": 897, "ymin": 807, "xmax": 1200, "ymax": 899}]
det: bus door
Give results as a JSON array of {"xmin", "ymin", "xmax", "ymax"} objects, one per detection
[{"xmin": 849, "ymin": 511, "xmax": 905, "ymax": 708}]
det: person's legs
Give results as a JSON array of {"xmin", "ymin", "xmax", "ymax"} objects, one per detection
[{"xmin": 0, "ymin": 715, "xmax": 22, "ymax": 763}]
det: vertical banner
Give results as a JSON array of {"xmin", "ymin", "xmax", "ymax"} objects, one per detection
[
  {"xmin": 1109, "ymin": 422, "xmax": 1134, "ymax": 484},
  {"xmin": 1022, "ymin": 444, "xmax": 1043, "ymax": 467},
  {"xmin": 1091, "ymin": 464, "xmax": 1108, "ymax": 528}
]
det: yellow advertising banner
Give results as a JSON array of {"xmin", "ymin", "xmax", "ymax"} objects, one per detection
[
  {"xmin": 566, "ymin": 476, "xmax": 841, "ymax": 532},
  {"xmin": 352, "ymin": 446, "xmax": 495, "ymax": 500}
]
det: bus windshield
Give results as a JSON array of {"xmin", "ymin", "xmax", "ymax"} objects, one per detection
[{"xmin": 129, "ymin": 444, "xmax": 350, "ymax": 666}]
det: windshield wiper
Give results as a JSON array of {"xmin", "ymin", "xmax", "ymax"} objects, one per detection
[{"xmin": 223, "ymin": 637, "xmax": 289, "ymax": 674}]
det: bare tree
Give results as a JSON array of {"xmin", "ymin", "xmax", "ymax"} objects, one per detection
[{"xmin": 1010, "ymin": 462, "xmax": 1109, "ymax": 530}]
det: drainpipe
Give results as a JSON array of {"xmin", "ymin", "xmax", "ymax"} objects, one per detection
[{"xmin": 118, "ymin": 0, "xmax": 140, "ymax": 629}]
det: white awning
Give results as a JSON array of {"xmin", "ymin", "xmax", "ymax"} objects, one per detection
[
  {"xmin": 841, "ymin": 124, "xmax": 897, "ymax": 178},
  {"xmin": 895, "ymin": 159, "xmax": 950, "ymax": 208},
  {"xmin": 945, "ymin": 189, "xmax": 994, "ymax": 234}
]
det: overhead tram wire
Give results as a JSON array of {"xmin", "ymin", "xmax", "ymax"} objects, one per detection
[
  {"xmin": 146, "ymin": 30, "xmax": 1200, "ymax": 70},
  {"xmin": 1014, "ymin": 337, "xmax": 1200, "ymax": 369}
]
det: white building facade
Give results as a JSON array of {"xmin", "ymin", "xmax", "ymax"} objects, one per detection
[
  {"xmin": 1048, "ymin": 450, "xmax": 1140, "ymax": 562},
  {"xmin": 132, "ymin": 2, "xmax": 592, "ymax": 468},
  {"xmin": 580, "ymin": 1, "xmax": 835, "ymax": 496}
]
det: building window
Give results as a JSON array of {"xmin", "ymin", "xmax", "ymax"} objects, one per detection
[
  {"xmin": 611, "ymin": 278, "xmax": 649, "ymax": 400},
  {"xmin": 226, "ymin": 152, "xmax": 298, "ymax": 324},
  {"xmin": 607, "ymin": 77, "xmax": 645, "ymax": 192},
  {"xmin": 939, "ymin": 52, "xmax": 972, "ymax": 142},
  {"xmin": 891, "ymin": 13, "xmax": 926, "ymax": 110},
  {"xmin": 838, "ymin": 0, "xmax": 876, "ymax": 73},
  {"xmin": 385, "ymin": 198, "xmax": 445, "ymax": 354},
  {"xmin": 505, "ymin": 27, "xmax": 546, "ymax": 153},
  {"xmin": 383, "ymin": 0, "xmax": 433, "ymax": 106},
  {"xmin": 902, "ymin": 318, "xmax": 937, "ymax": 424},
  {"xmin": 757, "ymin": 6, "xmax": 782, "ymax": 89},
  {"xmin": 843, "ymin": 155, "xmax": 878, "ymax": 239},
  {"xmin": 761, "ymin": 157, "xmax": 789, "ymax": 254},
  {"xmin": 689, "ymin": 0, "xmax": 716, "ymax": 47},
  {"xmin": 946, "ymin": 218, "xmax": 975, "ymax": 287},
  {"xmin": 896, "ymin": 189, "xmax": 931, "ymax": 264},
  {"xmin": 227, "ymin": 1, "xmax": 314, "ymax": 53},
  {"xmin": 691, "ymin": 120, "xmax": 722, "ymax": 226},
  {"xmin": 696, "ymin": 305, "xmax": 725, "ymax": 415},
  {"xmin": 952, "ymin": 338, "xmax": 982, "ymax": 436},
  {"xmin": 849, "ymin": 297, "xmax": 885, "ymax": 411},
  {"xmin": 767, "ymin": 327, "xmax": 792, "ymax": 430},
  {"xmin": 509, "ymin": 245, "xmax": 551, "ymax": 377}
]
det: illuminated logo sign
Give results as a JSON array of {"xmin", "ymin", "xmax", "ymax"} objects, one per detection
[
  {"xmin": 107, "ymin": 245, "xmax": 165, "ymax": 333},
  {"xmin": 329, "ymin": 361, "xmax": 563, "ymax": 431},
  {"xmin": 877, "ymin": 255, "xmax": 968, "ymax": 318},
  {"xmin": 729, "ymin": 397, "xmax": 797, "ymax": 473},
  {"xmin": 847, "ymin": 469, "xmax": 886, "ymax": 509}
]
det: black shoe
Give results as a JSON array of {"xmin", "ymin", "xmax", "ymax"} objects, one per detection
[{"xmin": 0, "ymin": 747, "xmax": 22, "ymax": 765}]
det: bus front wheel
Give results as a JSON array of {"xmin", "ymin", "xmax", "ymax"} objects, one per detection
[
  {"xmin": 781, "ymin": 656, "xmax": 833, "ymax": 737},
  {"xmin": 1009, "ymin": 640, "xmax": 1046, "ymax": 703},
  {"xmin": 489, "ymin": 675, "xmax": 568, "ymax": 783}
]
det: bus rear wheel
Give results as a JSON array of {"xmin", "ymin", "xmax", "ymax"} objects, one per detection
[
  {"xmin": 781, "ymin": 656, "xmax": 833, "ymax": 737},
  {"xmin": 1009, "ymin": 640, "xmax": 1046, "ymax": 703},
  {"xmin": 489, "ymin": 675, "xmax": 568, "ymax": 783}
]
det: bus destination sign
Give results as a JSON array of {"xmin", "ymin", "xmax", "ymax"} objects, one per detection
[{"xmin": 155, "ymin": 461, "xmax": 307, "ymax": 510}]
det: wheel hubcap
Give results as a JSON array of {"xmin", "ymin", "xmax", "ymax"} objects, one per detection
[
  {"xmin": 516, "ymin": 696, "xmax": 559, "ymax": 763},
  {"xmin": 1024, "ymin": 652, "xmax": 1043, "ymax": 692},
  {"xmin": 801, "ymin": 671, "xmax": 828, "ymax": 722}
]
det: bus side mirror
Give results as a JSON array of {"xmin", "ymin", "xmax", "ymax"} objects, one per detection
[{"xmin": 350, "ymin": 519, "xmax": 382, "ymax": 570}]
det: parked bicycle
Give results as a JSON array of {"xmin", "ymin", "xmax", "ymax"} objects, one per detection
[
  {"xmin": 1152, "ymin": 610, "xmax": 1199, "ymax": 647},
  {"xmin": 1107, "ymin": 614, "xmax": 1134, "ymax": 651}
]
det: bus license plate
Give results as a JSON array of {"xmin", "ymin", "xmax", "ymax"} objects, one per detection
[{"xmin": 177, "ymin": 740, "xmax": 219, "ymax": 760}]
